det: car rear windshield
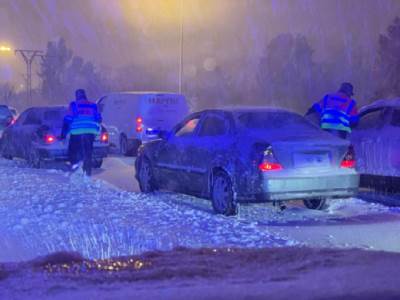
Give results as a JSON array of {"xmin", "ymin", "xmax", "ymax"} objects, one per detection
[
  {"xmin": 237, "ymin": 111, "xmax": 317, "ymax": 131},
  {"xmin": 43, "ymin": 110, "xmax": 66, "ymax": 126}
]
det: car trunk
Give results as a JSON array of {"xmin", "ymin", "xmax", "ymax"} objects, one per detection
[{"xmin": 246, "ymin": 129, "xmax": 350, "ymax": 170}]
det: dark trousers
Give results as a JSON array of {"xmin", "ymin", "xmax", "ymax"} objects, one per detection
[{"xmin": 69, "ymin": 134, "xmax": 95, "ymax": 176}]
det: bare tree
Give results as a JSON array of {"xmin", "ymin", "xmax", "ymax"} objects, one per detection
[{"xmin": 0, "ymin": 83, "xmax": 16, "ymax": 105}]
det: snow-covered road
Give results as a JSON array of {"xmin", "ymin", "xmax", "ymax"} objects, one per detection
[{"xmin": 1, "ymin": 156, "xmax": 400, "ymax": 262}]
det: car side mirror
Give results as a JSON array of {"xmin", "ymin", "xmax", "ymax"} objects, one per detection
[{"xmin": 158, "ymin": 130, "xmax": 171, "ymax": 140}]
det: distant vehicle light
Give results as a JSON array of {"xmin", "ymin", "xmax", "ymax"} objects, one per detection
[
  {"xmin": 44, "ymin": 134, "xmax": 56, "ymax": 144},
  {"xmin": 136, "ymin": 116, "xmax": 143, "ymax": 132},
  {"xmin": 100, "ymin": 132, "xmax": 109, "ymax": 143},
  {"xmin": 146, "ymin": 127, "xmax": 159, "ymax": 136}
]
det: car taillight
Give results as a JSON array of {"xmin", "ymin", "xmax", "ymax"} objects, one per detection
[
  {"xmin": 341, "ymin": 145, "xmax": 356, "ymax": 168},
  {"xmin": 258, "ymin": 146, "xmax": 283, "ymax": 172},
  {"xmin": 259, "ymin": 162, "xmax": 283, "ymax": 171},
  {"xmin": 136, "ymin": 116, "xmax": 143, "ymax": 132},
  {"xmin": 100, "ymin": 132, "xmax": 109, "ymax": 143},
  {"xmin": 44, "ymin": 134, "xmax": 56, "ymax": 144}
]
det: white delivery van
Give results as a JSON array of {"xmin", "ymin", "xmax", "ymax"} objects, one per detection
[{"xmin": 97, "ymin": 92, "xmax": 189, "ymax": 156}]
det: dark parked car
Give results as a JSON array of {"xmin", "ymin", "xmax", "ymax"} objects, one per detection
[
  {"xmin": 0, "ymin": 105, "xmax": 17, "ymax": 139},
  {"xmin": 0, "ymin": 106, "xmax": 109, "ymax": 168},
  {"xmin": 135, "ymin": 108, "xmax": 359, "ymax": 215}
]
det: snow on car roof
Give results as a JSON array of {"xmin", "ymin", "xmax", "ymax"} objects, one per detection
[
  {"xmin": 219, "ymin": 105, "xmax": 296, "ymax": 114},
  {"xmin": 360, "ymin": 98, "xmax": 400, "ymax": 113},
  {"xmin": 28, "ymin": 105, "xmax": 67, "ymax": 110}
]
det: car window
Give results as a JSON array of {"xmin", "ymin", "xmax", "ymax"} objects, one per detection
[
  {"xmin": 43, "ymin": 110, "xmax": 66, "ymax": 127},
  {"xmin": 97, "ymin": 97, "xmax": 106, "ymax": 113},
  {"xmin": 198, "ymin": 115, "xmax": 227, "ymax": 137},
  {"xmin": 237, "ymin": 111, "xmax": 316, "ymax": 131},
  {"xmin": 390, "ymin": 109, "xmax": 400, "ymax": 127},
  {"xmin": 357, "ymin": 109, "xmax": 382, "ymax": 130},
  {"xmin": 23, "ymin": 111, "xmax": 42, "ymax": 125},
  {"xmin": 175, "ymin": 117, "xmax": 200, "ymax": 137},
  {"xmin": 15, "ymin": 111, "xmax": 29, "ymax": 125}
]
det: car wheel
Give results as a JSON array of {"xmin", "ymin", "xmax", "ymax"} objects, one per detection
[
  {"xmin": 0, "ymin": 141, "xmax": 13, "ymax": 160},
  {"xmin": 211, "ymin": 171, "xmax": 237, "ymax": 216},
  {"xmin": 27, "ymin": 148, "xmax": 41, "ymax": 169},
  {"xmin": 303, "ymin": 198, "xmax": 327, "ymax": 210},
  {"xmin": 120, "ymin": 135, "xmax": 129, "ymax": 156},
  {"xmin": 130, "ymin": 139, "xmax": 142, "ymax": 157},
  {"xmin": 138, "ymin": 158, "xmax": 157, "ymax": 192},
  {"xmin": 92, "ymin": 159, "xmax": 103, "ymax": 169}
]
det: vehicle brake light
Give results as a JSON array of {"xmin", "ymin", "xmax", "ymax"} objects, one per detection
[
  {"xmin": 341, "ymin": 146, "xmax": 356, "ymax": 168},
  {"xmin": 259, "ymin": 162, "xmax": 283, "ymax": 171},
  {"xmin": 258, "ymin": 146, "xmax": 283, "ymax": 172},
  {"xmin": 136, "ymin": 116, "xmax": 143, "ymax": 132},
  {"xmin": 44, "ymin": 134, "xmax": 56, "ymax": 144},
  {"xmin": 100, "ymin": 132, "xmax": 109, "ymax": 143}
]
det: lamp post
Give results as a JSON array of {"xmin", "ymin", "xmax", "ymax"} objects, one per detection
[
  {"xmin": 14, "ymin": 49, "xmax": 43, "ymax": 106},
  {"xmin": 178, "ymin": 0, "xmax": 183, "ymax": 94}
]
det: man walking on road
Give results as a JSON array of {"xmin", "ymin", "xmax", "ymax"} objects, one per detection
[
  {"xmin": 62, "ymin": 89, "xmax": 102, "ymax": 176},
  {"xmin": 307, "ymin": 82, "xmax": 359, "ymax": 139}
]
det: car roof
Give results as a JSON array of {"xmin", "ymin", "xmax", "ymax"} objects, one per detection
[
  {"xmin": 360, "ymin": 98, "xmax": 400, "ymax": 113},
  {"xmin": 105, "ymin": 91, "xmax": 183, "ymax": 97},
  {"xmin": 27, "ymin": 106, "xmax": 67, "ymax": 111}
]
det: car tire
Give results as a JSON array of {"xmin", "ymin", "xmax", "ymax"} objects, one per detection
[
  {"xmin": 211, "ymin": 171, "xmax": 237, "ymax": 216},
  {"xmin": 120, "ymin": 135, "xmax": 141, "ymax": 157},
  {"xmin": 130, "ymin": 139, "xmax": 141, "ymax": 157},
  {"xmin": 92, "ymin": 159, "xmax": 103, "ymax": 169},
  {"xmin": 303, "ymin": 198, "xmax": 327, "ymax": 210},
  {"xmin": 27, "ymin": 148, "xmax": 41, "ymax": 169},
  {"xmin": 0, "ymin": 141, "xmax": 12, "ymax": 160},
  {"xmin": 138, "ymin": 158, "xmax": 157, "ymax": 193},
  {"xmin": 120, "ymin": 134, "xmax": 129, "ymax": 156}
]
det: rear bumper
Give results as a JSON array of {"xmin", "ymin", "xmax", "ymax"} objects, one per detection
[
  {"xmin": 253, "ymin": 172, "xmax": 359, "ymax": 202},
  {"xmin": 37, "ymin": 146, "xmax": 109, "ymax": 161}
]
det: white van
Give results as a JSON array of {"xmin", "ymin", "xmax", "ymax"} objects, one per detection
[{"xmin": 98, "ymin": 92, "xmax": 189, "ymax": 155}]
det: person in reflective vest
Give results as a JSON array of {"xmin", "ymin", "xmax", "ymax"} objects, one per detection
[
  {"xmin": 62, "ymin": 89, "xmax": 102, "ymax": 175},
  {"xmin": 311, "ymin": 82, "xmax": 358, "ymax": 139}
]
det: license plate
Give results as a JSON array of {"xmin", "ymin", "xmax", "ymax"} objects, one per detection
[{"xmin": 293, "ymin": 152, "xmax": 330, "ymax": 168}]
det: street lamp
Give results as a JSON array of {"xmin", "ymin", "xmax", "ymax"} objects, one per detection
[
  {"xmin": 0, "ymin": 45, "xmax": 43, "ymax": 106},
  {"xmin": 0, "ymin": 46, "xmax": 12, "ymax": 52},
  {"xmin": 178, "ymin": 0, "xmax": 183, "ymax": 94}
]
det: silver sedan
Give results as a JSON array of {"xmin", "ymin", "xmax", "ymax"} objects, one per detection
[{"xmin": 136, "ymin": 108, "xmax": 359, "ymax": 215}]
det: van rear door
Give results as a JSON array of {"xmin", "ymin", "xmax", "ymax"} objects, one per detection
[{"xmin": 139, "ymin": 93, "xmax": 189, "ymax": 137}]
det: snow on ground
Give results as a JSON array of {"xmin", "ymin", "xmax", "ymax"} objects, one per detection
[
  {"xmin": 0, "ymin": 158, "xmax": 290, "ymax": 262},
  {"xmin": 1, "ymin": 247, "xmax": 400, "ymax": 299},
  {"xmin": 1, "ymin": 156, "xmax": 400, "ymax": 263}
]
